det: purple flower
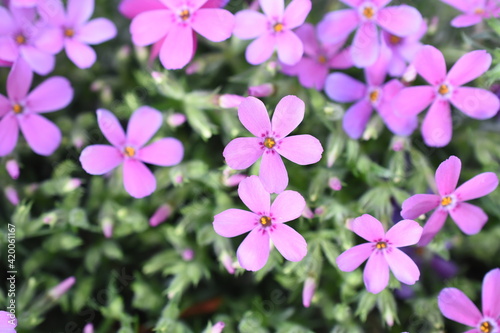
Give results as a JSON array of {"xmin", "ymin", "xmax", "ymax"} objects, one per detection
[
  {"xmin": 0, "ymin": 6, "xmax": 62, "ymax": 74},
  {"xmin": 0, "ymin": 59, "xmax": 73, "ymax": 156},
  {"xmin": 223, "ymin": 96, "xmax": 323, "ymax": 193},
  {"xmin": 336, "ymin": 214, "xmax": 422, "ymax": 294},
  {"xmin": 281, "ymin": 23, "xmax": 353, "ymax": 90},
  {"xmin": 441, "ymin": 0, "xmax": 500, "ymax": 27},
  {"xmin": 401, "ymin": 155, "xmax": 498, "ymax": 246},
  {"xmin": 79, "ymin": 107, "xmax": 184, "ymax": 198},
  {"xmin": 325, "ymin": 47, "xmax": 417, "ymax": 139},
  {"xmin": 213, "ymin": 175, "xmax": 307, "ymax": 271},
  {"xmin": 234, "ymin": 0, "xmax": 311, "ymax": 65},
  {"xmin": 130, "ymin": 0, "xmax": 234, "ymax": 69},
  {"xmin": 39, "ymin": 0, "xmax": 117, "ymax": 69},
  {"xmin": 393, "ymin": 46, "xmax": 500, "ymax": 147},
  {"xmin": 438, "ymin": 268, "xmax": 500, "ymax": 333},
  {"xmin": 0, "ymin": 311, "xmax": 17, "ymax": 333},
  {"xmin": 318, "ymin": 1, "xmax": 422, "ymax": 67}
]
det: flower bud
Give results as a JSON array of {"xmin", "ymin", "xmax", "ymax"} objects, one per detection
[
  {"xmin": 48, "ymin": 276, "xmax": 76, "ymax": 299},
  {"xmin": 5, "ymin": 160, "xmax": 19, "ymax": 180},
  {"xmin": 167, "ymin": 113, "xmax": 187, "ymax": 127},
  {"xmin": 248, "ymin": 83, "xmax": 274, "ymax": 97},
  {"xmin": 211, "ymin": 322, "xmax": 225, "ymax": 333},
  {"xmin": 302, "ymin": 205, "xmax": 314, "ymax": 219},
  {"xmin": 328, "ymin": 177, "xmax": 342, "ymax": 191},
  {"xmin": 302, "ymin": 277, "xmax": 316, "ymax": 308},
  {"xmin": 102, "ymin": 218, "xmax": 113, "ymax": 238},
  {"xmin": 182, "ymin": 248, "xmax": 195, "ymax": 261},
  {"xmin": 83, "ymin": 323, "xmax": 94, "ymax": 333},
  {"xmin": 221, "ymin": 252, "xmax": 235, "ymax": 274},
  {"xmin": 4, "ymin": 187, "xmax": 19, "ymax": 206},
  {"xmin": 218, "ymin": 94, "xmax": 245, "ymax": 109},
  {"xmin": 149, "ymin": 204, "xmax": 171, "ymax": 227}
]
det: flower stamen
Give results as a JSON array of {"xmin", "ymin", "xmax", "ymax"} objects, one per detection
[
  {"xmin": 15, "ymin": 34, "xmax": 26, "ymax": 45},
  {"xmin": 441, "ymin": 196, "xmax": 452, "ymax": 206},
  {"xmin": 480, "ymin": 321, "xmax": 492, "ymax": 333},
  {"xmin": 474, "ymin": 8, "xmax": 485, "ymax": 14},
  {"xmin": 375, "ymin": 241, "xmax": 387, "ymax": 250},
  {"xmin": 273, "ymin": 23, "xmax": 284, "ymax": 32},
  {"xmin": 264, "ymin": 137, "xmax": 276, "ymax": 149},
  {"xmin": 389, "ymin": 34, "xmax": 402, "ymax": 45},
  {"xmin": 317, "ymin": 55, "xmax": 327, "ymax": 64},
  {"xmin": 64, "ymin": 28, "xmax": 75, "ymax": 37},
  {"xmin": 12, "ymin": 103, "xmax": 23, "ymax": 114},
  {"xmin": 363, "ymin": 6, "xmax": 375, "ymax": 19},
  {"xmin": 438, "ymin": 84, "xmax": 450, "ymax": 95},
  {"xmin": 369, "ymin": 90, "xmax": 379, "ymax": 103},
  {"xmin": 260, "ymin": 216, "xmax": 272, "ymax": 227},
  {"xmin": 180, "ymin": 9, "xmax": 190, "ymax": 21},
  {"xmin": 124, "ymin": 146, "xmax": 136, "ymax": 157}
]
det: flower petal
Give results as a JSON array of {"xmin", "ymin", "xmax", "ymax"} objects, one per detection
[
  {"xmin": 413, "ymin": 45, "xmax": 447, "ymax": 85},
  {"xmin": 123, "ymin": 159, "xmax": 156, "ymax": 198},
  {"xmin": 276, "ymin": 30, "xmax": 303, "ymax": 65},
  {"xmin": 270, "ymin": 190, "xmax": 305, "ymax": 223},
  {"xmin": 385, "ymin": 220, "xmax": 423, "ymax": 247},
  {"xmin": 34, "ymin": 27, "xmax": 64, "ymax": 54},
  {"xmin": 79, "ymin": 145, "xmax": 123, "ymax": 175},
  {"xmin": 418, "ymin": 209, "xmax": 448, "ymax": 246},
  {"xmin": 126, "ymin": 106, "xmax": 162, "ymax": 148},
  {"xmin": 138, "ymin": 138, "xmax": 184, "ymax": 166},
  {"xmin": 119, "ymin": 0, "xmax": 166, "ymax": 19},
  {"xmin": 97, "ymin": 109, "xmax": 126, "ymax": 148},
  {"xmin": 377, "ymin": 5, "xmax": 422, "ymax": 37},
  {"xmin": 0, "ymin": 95, "xmax": 9, "ymax": 117},
  {"xmin": 0, "ymin": 114, "xmax": 19, "ymax": 157},
  {"xmin": 435, "ymin": 155, "xmax": 462, "ymax": 197},
  {"xmin": 238, "ymin": 175, "xmax": 270, "ymax": 215},
  {"xmin": 237, "ymin": 227, "xmax": 270, "ymax": 271},
  {"xmin": 238, "ymin": 96, "xmax": 271, "ymax": 137},
  {"xmin": 0, "ymin": 36, "xmax": 19, "ymax": 62},
  {"xmin": 455, "ymin": 172, "xmax": 498, "ymax": 202},
  {"xmin": 275, "ymin": 135, "xmax": 323, "ymax": 165},
  {"xmin": 451, "ymin": 14, "xmax": 482, "ymax": 28},
  {"xmin": 351, "ymin": 214, "xmax": 385, "ymax": 242},
  {"xmin": 223, "ymin": 137, "xmax": 263, "ymax": 170},
  {"xmin": 364, "ymin": 252, "xmax": 390, "ymax": 294},
  {"xmin": 259, "ymin": 0, "xmax": 284, "ymax": 19},
  {"xmin": 245, "ymin": 33, "xmax": 276, "ymax": 65},
  {"xmin": 191, "ymin": 8, "xmax": 234, "ymax": 42},
  {"xmin": 482, "ymin": 268, "xmax": 500, "ymax": 318},
  {"xmin": 7, "ymin": 58, "xmax": 32, "ymax": 101},
  {"xmin": 449, "ymin": 202, "xmax": 487, "ymax": 235},
  {"xmin": 233, "ymin": 10, "xmax": 268, "ymax": 39},
  {"xmin": 270, "ymin": 223, "xmax": 307, "ymax": 262},
  {"xmin": 259, "ymin": 150, "xmax": 288, "ymax": 193},
  {"xmin": 385, "ymin": 247, "xmax": 420, "ymax": 285},
  {"xmin": 351, "ymin": 22, "xmax": 379, "ymax": 68},
  {"xmin": 78, "ymin": 18, "xmax": 117, "ymax": 45},
  {"xmin": 213, "ymin": 208, "xmax": 258, "ymax": 237},
  {"xmin": 130, "ymin": 10, "xmax": 172, "ymax": 46},
  {"xmin": 283, "ymin": 0, "xmax": 311, "ymax": 30},
  {"xmin": 64, "ymin": 39, "xmax": 97, "ymax": 69},
  {"xmin": 391, "ymin": 86, "xmax": 435, "ymax": 117},
  {"xmin": 401, "ymin": 194, "xmax": 440, "ymax": 219},
  {"xmin": 67, "ymin": 0, "xmax": 94, "ymax": 26},
  {"xmin": 450, "ymin": 87, "xmax": 500, "ymax": 120},
  {"xmin": 447, "ymin": 50, "xmax": 491, "ymax": 86},
  {"xmin": 271, "ymin": 95, "xmax": 304, "ymax": 139},
  {"xmin": 440, "ymin": 0, "xmax": 471, "ymax": 12},
  {"xmin": 26, "ymin": 77, "xmax": 73, "ymax": 113},
  {"xmin": 324, "ymin": 72, "xmax": 366, "ymax": 103},
  {"xmin": 364, "ymin": 45, "xmax": 390, "ymax": 86},
  {"xmin": 336, "ymin": 243, "xmax": 373, "ymax": 272},
  {"xmin": 317, "ymin": 9, "xmax": 359, "ymax": 44},
  {"xmin": 422, "ymin": 100, "xmax": 452, "ymax": 147},
  {"xmin": 438, "ymin": 288, "xmax": 482, "ymax": 327},
  {"xmin": 17, "ymin": 114, "xmax": 60, "ymax": 155},
  {"xmin": 343, "ymin": 100, "xmax": 373, "ymax": 139},
  {"xmin": 159, "ymin": 24, "xmax": 194, "ymax": 69}
]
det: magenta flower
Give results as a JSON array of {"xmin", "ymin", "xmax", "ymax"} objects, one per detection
[
  {"xmin": 223, "ymin": 95, "xmax": 323, "ymax": 193},
  {"xmin": 438, "ymin": 268, "xmax": 500, "ymax": 333},
  {"xmin": 0, "ymin": 311, "xmax": 16, "ymax": 333},
  {"xmin": 441, "ymin": 0, "xmax": 500, "ymax": 27},
  {"xmin": 80, "ymin": 107, "xmax": 184, "ymax": 198},
  {"xmin": 213, "ymin": 175, "xmax": 307, "ymax": 271},
  {"xmin": 325, "ymin": 48, "xmax": 417, "ymax": 139},
  {"xmin": 401, "ymin": 155, "xmax": 498, "ymax": 246},
  {"xmin": 336, "ymin": 214, "xmax": 422, "ymax": 294},
  {"xmin": 233, "ymin": 0, "xmax": 312, "ymax": 65},
  {"xmin": 318, "ymin": 1, "xmax": 422, "ymax": 67},
  {"xmin": 280, "ymin": 23, "xmax": 353, "ymax": 90},
  {"xmin": 0, "ymin": 6, "xmax": 62, "ymax": 74},
  {"xmin": 0, "ymin": 59, "xmax": 73, "ymax": 156},
  {"xmin": 393, "ymin": 46, "xmax": 500, "ymax": 147},
  {"xmin": 130, "ymin": 0, "xmax": 234, "ymax": 69}
]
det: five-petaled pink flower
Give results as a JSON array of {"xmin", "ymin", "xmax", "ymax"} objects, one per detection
[
  {"xmin": 318, "ymin": 1, "xmax": 422, "ymax": 67},
  {"xmin": 440, "ymin": 0, "xmax": 500, "ymax": 27},
  {"xmin": 79, "ymin": 107, "xmax": 184, "ymax": 198},
  {"xmin": 213, "ymin": 175, "xmax": 307, "ymax": 271},
  {"xmin": 130, "ymin": 0, "xmax": 235, "ymax": 69},
  {"xmin": 401, "ymin": 155, "xmax": 498, "ymax": 246},
  {"xmin": 393, "ymin": 46, "xmax": 500, "ymax": 147},
  {"xmin": 0, "ymin": 59, "xmax": 73, "ymax": 156},
  {"xmin": 39, "ymin": 0, "xmax": 117, "ymax": 69},
  {"xmin": 223, "ymin": 95, "xmax": 323, "ymax": 193},
  {"xmin": 438, "ymin": 268, "xmax": 500, "ymax": 333},
  {"xmin": 336, "ymin": 214, "xmax": 422, "ymax": 294},
  {"xmin": 233, "ymin": 0, "xmax": 312, "ymax": 65}
]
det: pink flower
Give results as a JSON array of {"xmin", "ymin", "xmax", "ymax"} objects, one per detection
[
  {"xmin": 223, "ymin": 96, "xmax": 323, "ymax": 193},
  {"xmin": 83, "ymin": 323, "xmax": 94, "ymax": 333},
  {"xmin": 318, "ymin": 1, "xmax": 422, "ymax": 67},
  {"xmin": 0, "ymin": 311, "xmax": 17, "ymax": 333},
  {"xmin": 79, "ymin": 107, "xmax": 184, "ymax": 198},
  {"xmin": 438, "ymin": 268, "xmax": 500, "ymax": 333},
  {"xmin": 0, "ymin": 59, "xmax": 73, "ymax": 156},
  {"xmin": 336, "ymin": 214, "xmax": 422, "ymax": 294},
  {"xmin": 213, "ymin": 175, "xmax": 307, "ymax": 271},
  {"xmin": 281, "ymin": 23, "xmax": 353, "ymax": 90},
  {"xmin": 233, "ymin": 0, "xmax": 312, "ymax": 65},
  {"xmin": 393, "ymin": 46, "xmax": 500, "ymax": 147},
  {"xmin": 39, "ymin": 0, "xmax": 117, "ymax": 69},
  {"xmin": 130, "ymin": 0, "xmax": 234, "ymax": 69},
  {"xmin": 48, "ymin": 276, "xmax": 76, "ymax": 299},
  {"xmin": 325, "ymin": 48, "xmax": 417, "ymax": 139},
  {"xmin": 441, "ymin": 0, "xmax": 500, "ymax": 27},
  {"xmin": 0, "ymin": 6, "xmax": 62, "ymax": 74},
  {"xmin": 401, "ymin": 155, "xmax": 498, "ymax": 246}
]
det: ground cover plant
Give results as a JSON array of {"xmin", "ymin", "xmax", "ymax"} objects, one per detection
[{"xmin": 1, "ymin": 0, "xmax": 500, "ymax": 332}]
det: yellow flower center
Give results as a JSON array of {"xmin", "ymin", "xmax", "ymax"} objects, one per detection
[
  {"xmin": 474, "ymin": 8, "xmax": 485, "ymax": 14},
  {"xmin": 441, "ymin": 196, "xmax": 452, "ymax": 206},
  {"xmin": 260, "ymin": 216, "xmax": 272, "ymax": 227},
  {"xmin": 376, "ymin": 241, "xmax": 387, "ymax": 250},
  {"xmin": 317, "ymin": 55, "xmax": 327, "ymax": 64},
  {"xmin": 12, "ymin": 103, "xmax": 23, "ymax": 114},
  {"xmin": 273, "ymin": 23, "xmax": 284, "ymax": 32},
  {"xmin": 480, "ymin": 321, "xmax": 492, "ymax": 333},
  {"xmin": 180, "ymin": 9, "xmax": 190, "ymax": 21},
  {"xmin": 363, "ymin": 6, "xmax": 375, "ymax": 19},
  {"xmin": 438, "ymin": 84, "xmax": 450, "ymax": 95},
  {"xmin": 369, "ymin": 90, "xmax": 380, "ymax": 103},
  {"xmin": 263, "ymin": 137, "xmax": 276, "ymax": 149},
  {"xmin": 15, "ymin": 34, "xmax": 26, "ymax": 44},
  {"xmin": 64, "ymin": 28, "xmax": 75, "ymax": 37},
  {"xmin": 389, "ymin": 34, "xmax": 402, "ymax": 45},
  {"xmin": 124, "ymin": 146, "xmax": 136, "ymax": 157}
]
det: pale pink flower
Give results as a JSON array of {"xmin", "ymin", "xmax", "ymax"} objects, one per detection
[{"xmin": 441, "ymin": 0, "xmax": 500, "ymax": 27}]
